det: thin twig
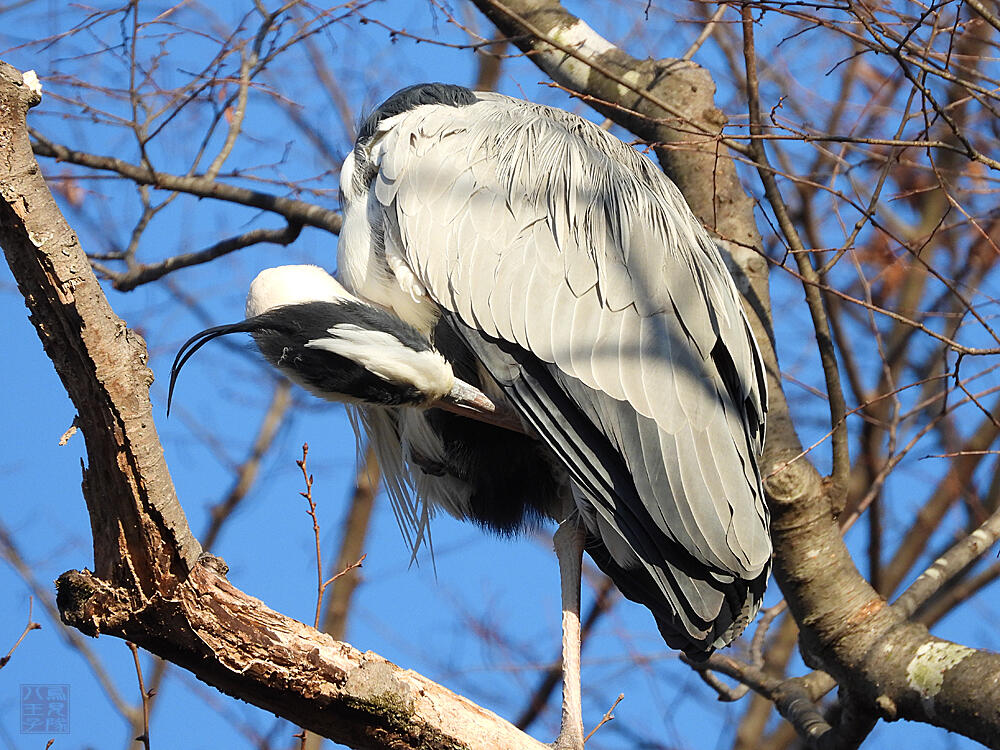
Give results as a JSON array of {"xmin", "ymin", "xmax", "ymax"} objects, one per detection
[
  {"xmin": 583, "ymin": 693, "xmax": 623, "ymax": 742},
  {"xmin": 316, "ymin": 444, "xmax": 379, "ymax": 639},
  {"xmin": 296, "ymin": 443, "xmax": 369, "ymax": 630},
  {"xmin": 126, "ymin": 642, "xmax": 151, "ymax": 750},
  {"xmin": 301, "ymin": 446, "xmax": 379, "ymax": 750},
  {"xmin": 682, "ymin": 4, "xmax": 727, "ymax": 61},
  {"xmin": 294, "ymin": 442, "xmax": 365, "ymax": 750},
  {"xmin": 0, "ymin": 596, "xmax": 41, "ymax": 669},
  {"xmin": 319, "ymin": 555, "xmax": 367, "ymax": 624},
  {"xmin": 296, "ymin": 443, "xmax": 324, "ymax": 629}
]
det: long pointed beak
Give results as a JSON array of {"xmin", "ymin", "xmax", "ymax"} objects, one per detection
[
  {"xmin": 431, "ymin": 378, "xmax": 525, "ymax": 434},
  {"xmin": 443, "ymin": 378, "xmax": 496, "ymax": 412}
]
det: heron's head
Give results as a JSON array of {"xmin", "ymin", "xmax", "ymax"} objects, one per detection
[
  {"xmin": 168, "ymin": 264, "xmax": 495, "ymax": 418},
  {"xmin": 245, "ymin": 264, "xmax": 355, "ymax": 317}
]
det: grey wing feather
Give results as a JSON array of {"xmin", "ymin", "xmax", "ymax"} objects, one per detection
[
  {"xmin": 449, "ymin": 318, "xmax": 763, "ymax": 650},
  {"xmin": 365, "ymin": 92, "xmax": 769, "ymax": 649}
]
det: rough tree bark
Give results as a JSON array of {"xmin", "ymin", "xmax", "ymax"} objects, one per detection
[{"xmin": 0, "ymin": 60, "xmax": 546, "ymax": 750}]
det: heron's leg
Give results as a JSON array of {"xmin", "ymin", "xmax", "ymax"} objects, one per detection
[{"xmin": 552, "ymin": 518, "xmax": 586, "ymax": 750}]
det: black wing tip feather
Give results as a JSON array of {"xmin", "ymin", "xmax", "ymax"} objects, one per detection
[
  {"xmin": 585, "ymin": 525, "xmax": 770, "ymax": 658},
  {"xmin": 446, "ymin": 315, "xmax": 772, "ymax": 654}
]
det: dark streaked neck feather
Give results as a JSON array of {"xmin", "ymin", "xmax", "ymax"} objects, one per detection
[{"xmin": 357, "ymin": 83, "xmax": 477, "ymax": 144}]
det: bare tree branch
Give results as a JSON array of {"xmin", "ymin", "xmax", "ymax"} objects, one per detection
[
  {"xmin": 893, "ymin": 501, "xmax": 1000, "ymax": 617},
  {"xmin": 740, "ymin": 5, "xmax": 850, "ymax": 498},
  {"xmin": 110, "ymin": 223, "xmax": 303, "ymax": 291},
  {"xmin": 29, "ymin": 131, "xmax": 341, "ymax": 234}
]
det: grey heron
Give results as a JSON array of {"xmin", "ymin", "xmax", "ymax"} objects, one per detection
[{"xmin": 171, "ymin": 83, "xmax": 770, "ymax": 749}]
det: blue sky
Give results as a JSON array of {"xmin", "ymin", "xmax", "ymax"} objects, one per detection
[{"xmin": 0, "ymin": 2, "xmax": 995, "ymax": 749}]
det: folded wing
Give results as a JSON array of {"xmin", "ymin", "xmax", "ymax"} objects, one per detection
[{"xmin": 363, "ymin": 92, "xmax": 770, "ymax": 650}]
